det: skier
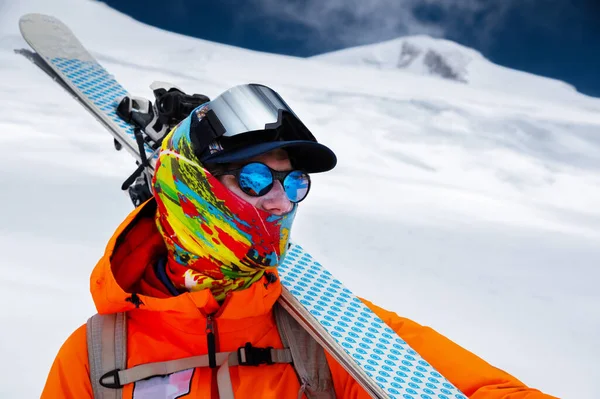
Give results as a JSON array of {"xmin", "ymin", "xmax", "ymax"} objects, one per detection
[{"xmin": 41, "ymin": 84, "xmax": 556, "ymax": 398}]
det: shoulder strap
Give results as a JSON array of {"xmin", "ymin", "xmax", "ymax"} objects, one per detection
[
  {"xmin": 274, "ymin": 303, "xmax": 336, "ymax": 399},
  {"xmin": 87, "ymin": 313, "xmax": 127, "ymax": 399}
]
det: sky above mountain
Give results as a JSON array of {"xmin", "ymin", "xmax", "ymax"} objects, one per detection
[{"xmin": 101, "ymin": 0, "xmax": 600, "ymax": 98}]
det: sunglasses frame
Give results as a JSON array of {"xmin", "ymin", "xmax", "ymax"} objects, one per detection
[{"xmin": 212, "ymin": 162, "xmax": 311, "ymax": 203}]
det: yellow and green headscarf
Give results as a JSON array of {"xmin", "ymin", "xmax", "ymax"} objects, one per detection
[{"xmin": 152, "ymin": 107, "xmax": 296, "ymax": 301}]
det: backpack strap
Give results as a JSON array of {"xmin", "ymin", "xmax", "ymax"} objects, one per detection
[
  {"xmin": 96, "ymin": 347, "xmax": 292, "ymax": 384},
  {"xmin": 86, "ymin": 312, "xmax": 293, "ymax": 398},
  {"xmin": 274, "ymin": 303, "xmax": 336, "ymax": 399},
  {"xmin": 87, "ymin": 313, "xmax": 126, "ymax": 399}
]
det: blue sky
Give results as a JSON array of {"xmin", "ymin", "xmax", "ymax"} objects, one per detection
[{"xmin": 102, "ymin": 0, "xmax": 600, "ymax": 97}]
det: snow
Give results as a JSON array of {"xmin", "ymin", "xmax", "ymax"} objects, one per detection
[
  {"xmin": 311, "ymin": 35, "xmax": 583, "ymax": 103},
  {"xmin": 1, "ymin": 0, "xmax": 599, "ymax": 397}
]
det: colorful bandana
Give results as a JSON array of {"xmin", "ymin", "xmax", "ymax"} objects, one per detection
[{"xmin": 152, "ymin": 107, "xmax": 296, "ymax": 302}]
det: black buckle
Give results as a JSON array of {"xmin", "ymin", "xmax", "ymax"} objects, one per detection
[
  {"xmin": 190, "ymin": 108, "xmax": 226, "ymax": 153},
  {"xmin": 99, "ymin": 369, "xmax": 123, "ymax": 389},
  {"xmin": 154, "ymin": 88, "xmax": 210, "ymax": 128},
  {"xmin": 237, "ymin": 343, "xmax": 274, "ymax": 366}
]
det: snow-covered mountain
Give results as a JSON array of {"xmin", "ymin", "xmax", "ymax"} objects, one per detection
[
  {"xmin": 1, "ymin": 0, "xmax": 599, "ymax": 398},
  {"xmin": 312, "ymin": 35, "xmax": 580, "ymax": 100},
  {"xmin": 312, "ymin": 36, "xmax": 482, "ymax": 81}
]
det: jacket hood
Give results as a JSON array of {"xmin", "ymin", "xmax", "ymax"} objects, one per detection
[{"xmin": 90, "ymin": 199, "xmax": 282, "ymax": 319}]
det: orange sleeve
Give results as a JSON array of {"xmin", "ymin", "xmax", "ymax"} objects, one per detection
[
  {"xmin": 41, "ymin": 324, "xmax": 93, "ymax": 399},
  {"xmin": 360, "ymin": 298, "xmax": 558, "ymax": 399}
]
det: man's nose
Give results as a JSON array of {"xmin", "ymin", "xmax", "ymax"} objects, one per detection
[{"xmin": 261, "ymin": 180, "xmax": 292, "ymax": 215}]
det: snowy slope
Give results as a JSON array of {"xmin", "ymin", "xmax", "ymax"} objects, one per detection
[{"xmin": 1, "ymin": 0, "xmax": 600, "ymax": 398}]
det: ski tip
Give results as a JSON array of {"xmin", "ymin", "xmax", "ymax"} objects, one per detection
[
  {"xmin": 18, "ymin": 13, "xmax": 93, "ymax": 62},
  {"xmin": 19, "ymin": 14, "xmax": 50, "ymax": 37},
  {"xmin": 19, "ymin": 14, "xmax": 70, "ymax": 37},
  {"xmin": 19, "ymin": 13, "xmax": 49, "ymax": 27}
]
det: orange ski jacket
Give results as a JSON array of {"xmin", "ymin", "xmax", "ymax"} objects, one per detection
[{"xmin": 41, "ymin": 200, "xmax": 557, "ymax": 398}]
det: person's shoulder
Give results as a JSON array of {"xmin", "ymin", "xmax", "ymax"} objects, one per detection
[
  {"xmin": 359, "ymin": 297, "xmax": 425, "ymax": 333},
  {"xmin": 56, "ymin": 323, "xmax": 89, "ymax": 367},
  {"xmin": 60, "ymin": 323, "xmax": 88, "ymax": 350},
  {"xmin": 41, "ymin": 323, "xmax": 91, "ymax": 398}
]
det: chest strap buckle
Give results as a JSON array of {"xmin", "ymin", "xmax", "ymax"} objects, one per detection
[{"xmin": 237, "ymin": 343, "xmax": 274, "ymax": 366}]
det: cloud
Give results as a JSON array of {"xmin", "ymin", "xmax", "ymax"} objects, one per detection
[{"xmin": 242, "ymin": 0, "xmax": 532, "ymax": 53}]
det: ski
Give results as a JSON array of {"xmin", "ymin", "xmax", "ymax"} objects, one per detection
[
  {"xmin": 17, "ymin": 13, "xmax": 466, "ymax": 399},
  {"xmin": 14, "ymin": 48, "xmax": 132, "ymax": 156},
  {"xmin": 18, "ymin": 13, "xmax": 156, "ymax": 167}
]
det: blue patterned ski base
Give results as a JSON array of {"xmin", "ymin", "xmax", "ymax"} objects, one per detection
[
  {"xmin": 279, "ymin": 244, "xmax": 467, "ymax": 399},
  {"xmin": 50, "ymin": 57, "xmax": 155, "ymax": 157}
]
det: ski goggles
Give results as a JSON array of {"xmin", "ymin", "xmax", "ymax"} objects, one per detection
[
  {"xmin": 190, "ymin": 84, "xmax": 337, "ymax": 173},
  {"xmin": 192, "ymin": 84, "xmax": 316, "ymax": 149},
  {"xmin": 213, "ymin": 162, "xmax": 311, "ymax": 203}
]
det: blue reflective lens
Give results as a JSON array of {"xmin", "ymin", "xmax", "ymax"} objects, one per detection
[
  {"xmin": 238, "ymin": 163, "xmax": 273, "ymax": 196},
  {"xmin": 284, "ymin": 170, "xmax": 310, "ymax": 202}
]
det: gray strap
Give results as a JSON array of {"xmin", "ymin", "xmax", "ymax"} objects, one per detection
[
  {"xmin": 87, "ymin": 313, "xmax": 126, "ymax": 399},
  {"xmin": 216, "ymin": 353, "xmax": 237, "ymax": 399},
  {"xmin": 87, "ymin": 314, "xmax": 105, "ymax": 399},
  {"xmin": 236, "ymin": 347, "xmax": 293, "ymax": 365},
  {"xmin": 268, "ymin": 348, "xmax": 293, "ymax": 364},
  {"xmin": 104, "ymin": 348, "xmax": 292, "ymax": 395},
  {"xmin": 274, "ymin": 303, "xmax": 336, "ymax": 399},
  {"xmin": 111, "ymin": 353, "xmax": 228, "ymax": 386}
]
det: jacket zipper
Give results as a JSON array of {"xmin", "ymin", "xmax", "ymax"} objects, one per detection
[
  {"xmin": 205, "ymin": 314, "xmax": 219, "ymax": 399},
  {"xmin": 205, "ymin": 293, "xmax": 232, "ymax": 368},
  {"xmin": 206, "ymin": 314, "xmax": 217, "ymax": 368}
]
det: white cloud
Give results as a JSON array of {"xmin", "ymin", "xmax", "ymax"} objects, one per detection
[{"xmin": 243, "ymin": 0, "xmax": 529, "ymax": 52}]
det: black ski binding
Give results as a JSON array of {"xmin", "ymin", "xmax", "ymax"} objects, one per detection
[
  {"xmin": 115, "ymin": 82, "xmax": 210, "ymax": 207},
  {"xmin": 127, "ymin": 174, "xmax": 153, "ymax": 208}
]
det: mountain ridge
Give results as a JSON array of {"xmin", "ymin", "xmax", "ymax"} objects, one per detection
[{"xmin": 312, "ymin": 35, "xmax": 578, "ymax": 98}]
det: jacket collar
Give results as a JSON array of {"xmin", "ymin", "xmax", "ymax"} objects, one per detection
[{"xmin": 90, "ymin": 199, "xmax": 282, "ymax": 322}]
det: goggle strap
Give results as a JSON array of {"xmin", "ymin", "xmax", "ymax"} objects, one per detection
[{"xmin": 191, "ymin": 109, "xmax": 227, "ymax": 152}]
